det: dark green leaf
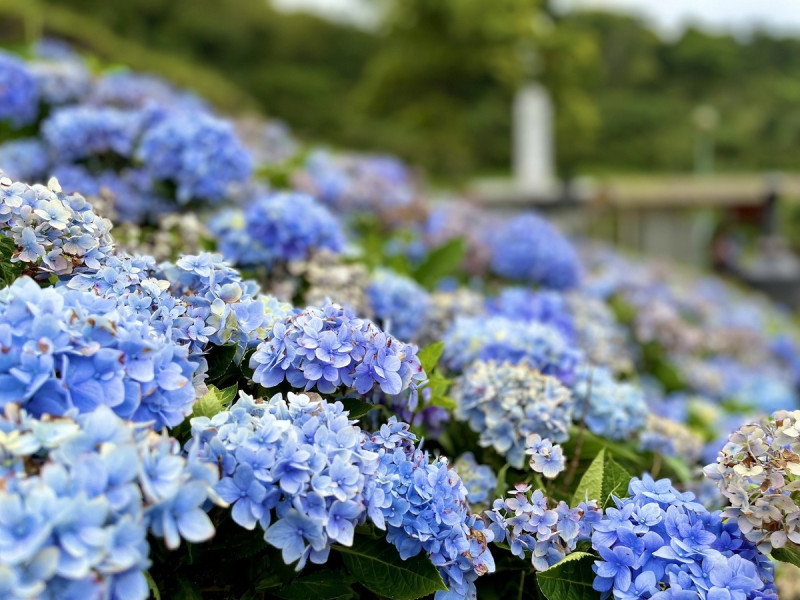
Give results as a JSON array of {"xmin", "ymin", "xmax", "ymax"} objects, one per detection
[
  {"xmin": 336, "ymin": 536, "xmax": 447, "ymax": 600},
  {"xmin": 339, "ymin": 396, "xmax": 378, "ymax": 419},
  {"xmin": 418, "ymin": 341, "xmax": 445, "ymax": 374},
  {"xmin": 773, "ymin": 545, "xmax": 800, "ymax": 568},
  {"xmin": 600, "ymin": 456, "xmax": 632, "ymax": 509},
  {"xmin": 276, "ymin": 571, "xmax": 356, "ymax": 600},
  {"xmin": 205, "ymin": 344, "xmax": 238, "ymax": 382},
  {"xmin": 536, "ymin": 552, "xmax": 599, "ymax": 600},
  {"xmin": 495, "ymin": 463, "xmax": 510, "ymax": 498},
  {"xmin": 144, "ymin": 572, "xmax": 161, "ymax": 600},
  {"xmin": 413, "ymin": 238, "xmax": 466, "ymax": 290},
  {"xmin": 571, "ymin": 449, "xmax": 605, "ymax": 506}
]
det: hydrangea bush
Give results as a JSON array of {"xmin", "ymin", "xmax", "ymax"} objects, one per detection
[{"xmin": 0, "ymin": 46, "xmax": 798, "ymax": 600}]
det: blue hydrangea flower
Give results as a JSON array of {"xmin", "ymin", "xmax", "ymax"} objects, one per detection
[
  {"xmin": 488, "ymin": 213, "xmax": 581, "ymax": 289},
  {"xmin": 590, "ymin": 475, "xmax": 776, "ymax": 600},
  {"xmin": 0, "ymin": 276, "xmax": 198, "ymax": 429},
  {"xmin": 189, "ymin": 392, "xmax": 378, "ymax": 569},
  {"xmin": 453, "ymin": 452, "xmax": 497, "ymax": 505},
  {"xmin": 89, "ymin": 71, "xmax": 208, "ymax": 112},
  {"xmin": 250, "ymin": 301, "xmax": 425, "ymax": 408},
  {"xmin": 363, "ymin": 417, "xmax": 495, "ymax": 600},
  {"xmin": 211, "ymin": 192, "xmax": 344, "ymax": 268},
  {"xmin": 0, "ymin": 51, "xmax": 39, "ymax": 128},
  {"xmin": 42, "ymin": 106, "xmax": 145, "ymax": 163},
  {"xmin": 486, "ymin": 288, "xmax": 575, "ymax": 341},
  {"xmin": 487, "ymin": 483, "xmax": 602, "ymax": 572},
  {"xmin": 573, "ymin": 366, "xmax": 649, "ymax": 441},
  {"xmin": 366, "ymin": 268, "xmax": 430, "ymax": 341},
  {"xmin": 442, "ymin": 315, "xmax": 582, "ymax": 384},
  {"xmin": 137, "ymin": 111, "xmax": 252, "ymax": 203},
  {"xmin": 452, "ymin": 360, "xmax": 574, "ymax": 468},
  {"xmin": 298, "ymin": 150, "xmax": 414, "ymax": 214},
  {"xmin": 525, "ymin": 434, "xmax": 566, "ymax": 479},
  {"xmin": 0, "ymin": 404, "xmax": 220, "ymax": 599},
  {"xmin": 29, "ymin": 60, "xmax": 91, "ymax": 107},
  {"xmin": 0, "ymin": 176, "xmax": 115, "ymax": 277},
  {"xmin": 0, "ymin": 140, "xmax": 49, "ymax": 184}
]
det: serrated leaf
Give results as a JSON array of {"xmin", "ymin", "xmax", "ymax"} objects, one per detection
[
  {"xmin": 275, "ymin": 571, "xmax": 355, "ymax": 600},
  {"xmin": 773, "ymin": 545, "xmax": 800, "ymax": 568},
  {"xmin": 336, "ymin": 536, "xmax": 447, "ymax": 600},
  {"xmin": 536, "ymin": 552, "xmax": 598, "ymax": 600},
  {"xmin": 413, "ymin": 238, "xmax": 466, "ymax": 290},
  {"xmin": 218, "ymin": 384, "xmax": 238, "ymax": 405},
  {"xmin": 418, "ymin": 341, "xmax": 445, "ymax": 375},
  {"xmin": 191, "ymin": 385, "xmax": 228, "ymax": 419},
  {"xmin": 600, "ymin": 457, "xmax": 632, "ymax": 509},
  {"xmin": 339, "ymin": 396, "xmax": 378, "ymax": 419},
  {"xmin": 571, "ymin": 449, "xmax": 605, "ymax": 506}
]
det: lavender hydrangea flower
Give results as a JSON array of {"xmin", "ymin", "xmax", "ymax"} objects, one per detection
[
  {"xmin": 0, "ymin": 140, "xmax": 50, "ymax": 183},
  {"xmin": 366, "ymin": 268, "xmax": 430, "ymax": 341}
]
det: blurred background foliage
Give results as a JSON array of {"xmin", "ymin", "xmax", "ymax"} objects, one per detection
[{"xmin": 5, "ymin": 0, "xmax": 800, "ymax": 180}]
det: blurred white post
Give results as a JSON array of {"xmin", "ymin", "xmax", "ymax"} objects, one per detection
[{"xmin": 513, "ymin": 83, "xmax": 556, "ymax": 196}]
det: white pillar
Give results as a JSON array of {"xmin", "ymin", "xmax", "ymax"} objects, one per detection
[{"xmin": 513, "ymin": 83, "xmax": 556, "ymax": 196}]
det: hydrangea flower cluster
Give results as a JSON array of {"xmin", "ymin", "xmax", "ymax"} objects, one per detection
[
  {"xmin": 250, "ymin": 301, "xmax": 425, "ymax": 407},
  {"xmin": 161, "ymin": 253, "xmax": 294, "ymax": 359},
  {"xmin": 89, "ymin": 71, "xmax": 206, "ymax": 111},
  {"xmin": 137, "ymin": 111, "xmax": 252, "ymax": 203},
  {"xmin": 0, "ymin": 139, "xmax": 49, "ymax": 183},
  {"xmin": 297, "ymin": 150, "xmax": 414, "ymax": 214},
  {"xmin": 0, "ymin": 276, "xmax": 197, "ymax": 429},
  {"xmin": 0, "ymin": 51, "xmax": 39, "ymax": 127},
  {"xmin": 211, "ymin": 192, "xmax": 344, "ymax": 269},
  {"xmin": 567, "ymin": 293, "xmax": 634, "ymax": 375},
  {"xmin": 451, "ymin": 360, "xmax": 574, "ymax": 468},
  {"xmin": 488, "ymin": 213, "xmax": 581, "ymax": 290},
  {"xmin": 366, "ymin": 268, "xmax": 430, "ymax": 341},
  {"xmin": 573, "ymin": 366, "xmax": 649, "ymax": 441},
  {"xmin": 591, "ymin": 475, "xmax": 776, "ymax": 599},
  {"xmin": 41, "ymin": 106, "xmax": 145, "ymax": 162},
  {"xmin": 486, "ymin": 288, "xmax": 575, "ymax": 341},
  {"xmin": 454, "ymin": 452, "xmax": 497, "ymax": 505},
  {"xmin": 640, "ymin": 413, "xmax": 703, "ymax": 465},
  {"xmin": 417, "ymin": 288, "xmax": 485, "ymax": 347},
  {"xmin": 189, "ymin": 392, "xmax": 378, "ymax": 570},
  {"xmin": 0, "ymin": 176, "xmax": 115, "ymax": 277},
  {"xmin": 0, "ymin": 404, "xmax": 221, "ymax": 599},
  {"xmin": 442, "ymin": 315, "xmax": 582, "ymax": 384},
  {"xmin": 487, "ymin": 483, "xmax": 602, "ymax": 571},
  {"xmin": 67, "ymin": 252, "xmax": 293, "ymax": 365},
  {"xmin": 703, "ymin": 410, "xmax": 800, "ymax": 553},
  {"xmin": 29, "ymin": 59, "xmax": 92, "ymax": 106},
  {"xmin": 362, "ymin": 418, "xmax": 495, "ymax": 600},
  {"xmin": 525, "ymin": 434, "xmax": 567, "ymax": 479}
]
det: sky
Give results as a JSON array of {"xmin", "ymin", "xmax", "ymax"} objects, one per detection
[{"xmin": 273, "ymin": 0, "xmax": 800, "ymax": 37}]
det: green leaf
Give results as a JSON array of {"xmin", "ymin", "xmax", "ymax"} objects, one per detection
[
  {"xmin": 537, "ymin": 552, "xmax": 599, "ymax": 600},
  {"xmin": 429, "ymin": 395, "xmax": 457, "ymax": 410},
  {"xmin": 339, "ymin": 396, "xmax": 378, "ymax": 419},
  {"xmin": 601, "ymin": 456, "xmax": 632, "ymax": 509},
  {"xmin": 495, "ymin": 463, "xmax": 510, "ymax": 498},
  {"xmin": 571, "ymin": 449, "xmax": 605, "ymax": 506},
  {"xmin": 418, "ymin": 341, "xmax": 445, "ymax": 375},
  {"xmin": 144, "ymin": 571, "xmax": 161, "ymax": 600},
  {"xmin": 205, "ymin": 344, "xmax": 238, "ymax": 382},
  {"xmin": 413, "ymin": 238, "xmax": 466, "ymax": 290},
  {"xmin": 773, "ymin": 545, "xmax": 800, "ymax": 568},
  {"xmin": 174, "ymin": 579, "xmax": 203, "ymax": 600},
  {"xmin": 336, "ymin": 536, "xmax": 447, "ymax": 600},
  {"xmin": 191, "ymin": 384, "xmax": 235, "ymax": 419},
  {"xmin": 276, "ymin": 571, "xmax": 356, "ymax": 600}
]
